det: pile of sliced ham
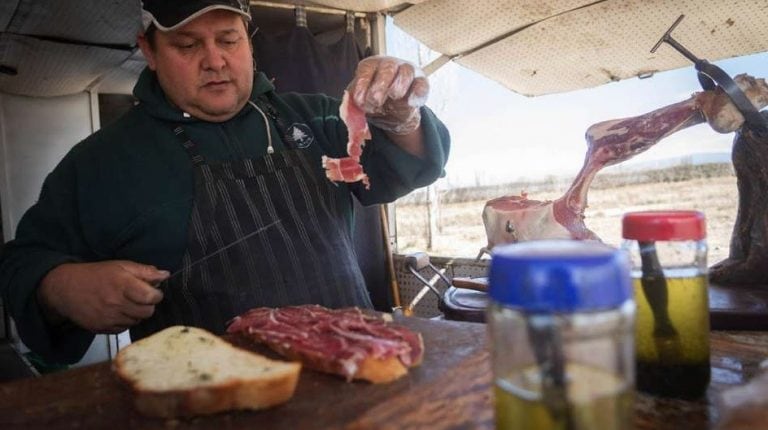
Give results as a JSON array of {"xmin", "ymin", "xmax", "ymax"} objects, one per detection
[
  {"xmin": 482, "ymin": 74, "xmax": 768, "ymax": 253},
  {"xmin": 322, "ymin": 91, "xmax": 371, "ymax": 189},
  {"xmin": 227, "ymin": 304, "xmax": 423, "ymax": 382}
]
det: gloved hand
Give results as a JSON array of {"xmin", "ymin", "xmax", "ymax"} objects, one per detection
[{"xmin": 347, "ymin": 55, "xmax": 429, "ymax": 135}]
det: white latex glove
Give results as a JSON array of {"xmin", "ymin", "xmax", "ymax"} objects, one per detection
[{"xmin": 347, "ymin": 55, "xmax": 429, "ymax": 135}]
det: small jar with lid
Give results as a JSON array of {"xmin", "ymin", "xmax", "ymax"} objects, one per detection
[
  {"xmin": 621, "ymin": 210, "xmax": 710, "ymax": 399},
  {"xmin": 488, "ymin": 240, "xmax": 635, "ymax": 430}
]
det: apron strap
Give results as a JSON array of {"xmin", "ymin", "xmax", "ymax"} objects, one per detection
[{"xmin": 173, "ymin": 125, "xmax": 205, "ymax": 166}]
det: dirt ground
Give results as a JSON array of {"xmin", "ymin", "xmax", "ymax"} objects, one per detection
[{"xmin": 395, "ymin": 175, "xmax": 738, "ymax": 265}]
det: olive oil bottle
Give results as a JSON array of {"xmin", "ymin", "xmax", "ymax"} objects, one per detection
[
  {"xmin": 622, "ymin": 211, "xmax": 710, "ymax": 399},
  {"xmin": 633, "ymin": 274, "xmax": 710, "ymax": 398}
]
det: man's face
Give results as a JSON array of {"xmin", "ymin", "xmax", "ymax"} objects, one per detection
[{"xmin": 138, "ymin": 10, "xmax": 253, "ymax": 122}]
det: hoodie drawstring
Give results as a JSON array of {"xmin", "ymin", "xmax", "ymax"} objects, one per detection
[{"xmin": 247, "ymin": 100, "xmax": 274, "ymax": 154}]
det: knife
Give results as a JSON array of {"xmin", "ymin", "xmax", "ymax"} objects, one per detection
[{"xmin": 159, "ymin": 219, "xmax": 282, "ymax": 286}]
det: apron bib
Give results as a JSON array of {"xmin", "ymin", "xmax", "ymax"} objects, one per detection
[{"xmin": 133, "ymin": 104, "xmax": 371, "ymax": 339}]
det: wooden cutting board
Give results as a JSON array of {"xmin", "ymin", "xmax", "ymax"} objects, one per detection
[
  {"xmin": 2, "ymin": 317, "xmax": 768, "ymax": 429},
  {"xmin": 0, "ymin": 317, "xmax": 493, "ymax": 430}
]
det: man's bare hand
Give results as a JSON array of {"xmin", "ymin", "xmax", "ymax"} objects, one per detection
[{"xmin": 38, "ymin": 261, "xmax": 169, "ymax": 333}]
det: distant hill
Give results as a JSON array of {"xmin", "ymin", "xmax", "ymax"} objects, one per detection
[
  {"xmin": 401, "ymin": 156, "xmax": 735, "ymax": 204},
  {"xmin": 603, "ymin": 152, "xmax": 732, "ymax": 173}
]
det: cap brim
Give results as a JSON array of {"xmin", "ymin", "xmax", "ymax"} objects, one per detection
[{"xmin": 145, "ymin": 5, "xmax": 251, "ymax": 32}]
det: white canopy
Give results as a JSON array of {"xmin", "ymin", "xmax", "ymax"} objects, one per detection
[
  {"xmin": 1, "ymin": 0, "xmax": 765, "ymax": 97},
  {"xmin": 310, "ymin": 0, "xmax": 768, "ymax": 96}
]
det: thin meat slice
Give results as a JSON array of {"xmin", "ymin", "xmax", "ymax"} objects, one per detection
[
  {"xmin": 482, "ymin": 74, "xmax": 768, "ymax": 252},
  {"xmin": 227, "ymin": 305, "xmax": 424, "ymax": 383},
  {"xmin": 322, "ymin": 157, "xmax": 370, "ymax": 189},
  {"xmin": 322, "ymin": 90, "xmax": 371, "ymax": 189}
]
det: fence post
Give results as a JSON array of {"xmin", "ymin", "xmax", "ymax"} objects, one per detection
[{"xmin": 426, "ymin": 184, "xmax": 440, "ymax": 250}]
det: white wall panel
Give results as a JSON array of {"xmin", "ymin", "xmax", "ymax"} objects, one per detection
[{"xmin": 0, "ymin": 91, "xmax": 116, "ymax": 367}]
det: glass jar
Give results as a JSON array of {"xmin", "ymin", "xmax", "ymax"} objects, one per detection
[
  {"xmin": 488, "ymin": 240, "xmax": 635, "ymax": 430},
  {"xmin": 621, "ymin": 210, "xmax": 710, "ymax": 399}
]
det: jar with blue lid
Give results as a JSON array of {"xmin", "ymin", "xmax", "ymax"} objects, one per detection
[{"xmin": 488, "ymin": 240, "xmax": 635, "ymax": 430}]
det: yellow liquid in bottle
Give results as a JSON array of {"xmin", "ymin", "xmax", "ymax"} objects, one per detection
[
  {"xmin": 494, "ymin": 363, "xmax": 633, "ymax": 430},
  {"xmin": 633, "ymin": 275, "xmax": 710, "ymax": 398}
]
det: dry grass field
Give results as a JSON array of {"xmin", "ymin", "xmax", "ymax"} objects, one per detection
[{"xmin": 394, "ymin": 167, "xmax": 738, "ymax": 266}]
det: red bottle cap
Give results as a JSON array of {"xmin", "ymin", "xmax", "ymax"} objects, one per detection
[{"xmin": 622, "ymin": 210, "xmax": 706, "ymax": 241}]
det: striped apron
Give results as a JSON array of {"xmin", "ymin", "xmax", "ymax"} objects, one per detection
[{"xmin": 132, "ymin": 103, "xmax": 372, "ymax": 340}]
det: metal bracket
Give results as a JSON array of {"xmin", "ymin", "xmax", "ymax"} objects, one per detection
[
  {"xmin": 401, "ymin": 252, "xmax": 452, "ymax": 316},
  {"xmin": 651, "ymin": 14, "xmax": 768, "ymax": 133}
]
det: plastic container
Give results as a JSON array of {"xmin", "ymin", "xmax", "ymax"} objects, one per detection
[
  {"xmin": 622, "ymin": 210, "xmax": 710, "ymax": 399},
  {"xmin": 488, "ymin": 240, "xmax": 635, "ymax": 430}
]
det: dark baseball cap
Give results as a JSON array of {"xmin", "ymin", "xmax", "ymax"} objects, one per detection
[{"xmin": 141, "ymin": 0, "xmax": 251, "ymax": 31}]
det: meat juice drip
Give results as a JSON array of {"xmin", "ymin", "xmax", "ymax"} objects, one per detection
[
  {"xmin": 494, "ymin": 364, "xmax": 633, "ymax": 430},
  {"xmin": 633, "ymin": 274, "xmax": 710, "ymax": 398}
]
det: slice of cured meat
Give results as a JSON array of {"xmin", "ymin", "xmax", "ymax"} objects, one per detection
[
  {"xmin": 482, "ymin": 74, "xmax": 768, "ymax": 252},
  {"xmin": 227, "ymin": 305, "xmax": 424, "ymax": 383},
  {"xmin": 322, "ymin": 90, "xmax": 371, "ymax": 189}
]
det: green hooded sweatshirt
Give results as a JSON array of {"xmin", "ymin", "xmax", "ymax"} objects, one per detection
[{"xmin": 0, "ymin": 68, "xmax": 450, "ymax": 363}]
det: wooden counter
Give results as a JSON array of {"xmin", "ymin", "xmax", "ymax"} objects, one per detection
[{"xmin": 0, "ymin": 317, "xmax": 766, "ymax": 429}]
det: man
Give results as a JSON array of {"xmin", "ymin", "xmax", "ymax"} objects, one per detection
[{"xmin": 0, "ymin": 0, "xmax": 449, "ymax": 364}]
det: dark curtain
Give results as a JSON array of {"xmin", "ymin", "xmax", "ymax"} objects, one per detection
[
  {"xmin": 254, "ymin": 25, "xmax": 363, "ymax": 97},
  {"xmin": 252, "ymin": 17, "xmax": 392, "ymax": 312}
]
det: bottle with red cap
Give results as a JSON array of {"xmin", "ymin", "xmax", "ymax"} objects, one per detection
[{"xmin": 621, "ymin": 210, "xmax": 710, "ymax": 399}]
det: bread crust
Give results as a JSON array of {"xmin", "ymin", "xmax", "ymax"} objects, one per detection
[
  {"xmin": 123, "ymin": 369, "xmax": 300, "ymax": 418},
  {"xmin": 263, "ymin": 332, "xmax": 424, "ymax": 384},
  {"xmin": 354, "ymin": 355, "xmax": 408, "ymax": 384}
]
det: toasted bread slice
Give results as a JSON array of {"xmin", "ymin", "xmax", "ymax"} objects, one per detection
[{"xmin": 113, "ymin": 326, "xmax": 301, "ymax": 418}]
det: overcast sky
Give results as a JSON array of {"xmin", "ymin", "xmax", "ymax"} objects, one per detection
[{"xmin": 387, "ymin": 23, "xmax": 767, "ymax": 188}]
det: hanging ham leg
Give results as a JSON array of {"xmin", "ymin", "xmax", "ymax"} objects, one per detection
[
  {"xmin": 482, "ymin": 74, "xmax": 768, "ymax": 252},
  {"xmin": 322, "ymin": 90, "xmax": 371, "ymax": 189},
  {"xmin": 710, "ymin": 114, "xmax": 768, "ymax": 285}
]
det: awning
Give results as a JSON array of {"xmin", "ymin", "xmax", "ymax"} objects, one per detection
[
  {"xmin": 308, "ymin": 0, "xmax": 427, "ymax": 13},
  {"xmin": 2, "ymin": 0, "xmax": 765, "ymax": 97},
  {"xmin": 311, "ymin": 0, "xmax": 768, "ymax": 96}
]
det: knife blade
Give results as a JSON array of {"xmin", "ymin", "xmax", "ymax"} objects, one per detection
[{"xmin": 160, "ymin": 219, "xmax": 282, "ymax": 286}]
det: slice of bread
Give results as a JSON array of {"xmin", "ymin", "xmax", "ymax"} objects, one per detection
[{"xmin": 113, "ymin": 325, "xmax": 301, "ymax": 418}]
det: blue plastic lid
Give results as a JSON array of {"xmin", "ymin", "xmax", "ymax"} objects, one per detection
[{"xmin": 489, "ymin": 240, "xmax": 631, "ymax": 312}]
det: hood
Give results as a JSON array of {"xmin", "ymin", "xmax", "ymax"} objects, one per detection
[{"xmin": 132, "ymin": 67, "xmax": 275, "ymax": 122}]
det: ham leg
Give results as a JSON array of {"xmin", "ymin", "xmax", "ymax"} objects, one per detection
[
  {"xmin": 322, "ymin": 90, "xmax": 371, "ymax": 189},
  {"xmin": 709, "ymin": 113, "xmax": 768, "ymax": 285},
  {"xmin": 482, "ymin": 74, "xmax": 768, "ymax": 252}
]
